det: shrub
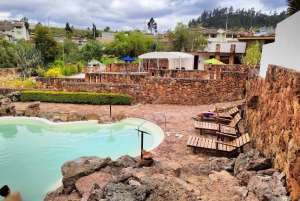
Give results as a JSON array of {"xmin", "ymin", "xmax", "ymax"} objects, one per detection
[
  {"xmin": 61, "ymin": 66, "xmax": 71, "ymax": 76},
  {"xmin": 36, "ymin": 66, "xmax": 46, "ymax": 77},
  {"xmin": 23, "ymin": 78, "xmax": 37, "ymax": 89},
  {"xmin": 5, "ymin": 79, "xmax": 11, "ymax": 87},
  {"xmin": 20, "ymin": 91, "xmax": 132, "ymax": 105},
  {"xmin": 45, "ymin": 69, "xmax": 61, "ymax": 77},
  {"xmin": 12, "ymin": 79, "xmax": 22, "ymax": 88},
  {"xmin": 53, "ymin": 60, "xmax": 65, "ymax": 68},
  {"xmin": 69, "ymin": 64, "xmax": 78, "ymax": 74},
  {"xmin": 77, "ymin": 61, "xmax": 83, "ymax": 72}
]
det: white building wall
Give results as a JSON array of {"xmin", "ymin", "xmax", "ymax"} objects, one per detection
[
  {"xmin": 168, "ymin": 58, "xmax": 194, "ymax": 70},
  {"xmin": 206, "ymin": 42, "xmax": 246, "ymax": 53},
  {"xmin": 198, "ymin": 54, "xmax": 211, "ymax": 70},
  {"xmin": 260, "ymin": 11, "xmax": 300, "ymax": 78}
]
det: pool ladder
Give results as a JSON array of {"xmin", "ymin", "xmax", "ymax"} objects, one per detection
[{"xmin": 137, "ymin": 112, "xmax": 166, "ymax": 131}]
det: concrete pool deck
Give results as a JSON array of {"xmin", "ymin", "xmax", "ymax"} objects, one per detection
[{"xmin": 13, "ymin": 100, "xmax": 246, "ymax": 164}]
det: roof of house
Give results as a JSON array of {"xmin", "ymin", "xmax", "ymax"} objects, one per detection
[
  {"xmin": 139, "ymin": 52, "xmax": 194, "ymax": 59},
  {"xmin": 0, "ymin": 20, "xmax": 23, "ymax": 31}
]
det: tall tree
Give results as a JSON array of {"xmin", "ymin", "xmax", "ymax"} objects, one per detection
[
  {"xmin": 148, "ymin": 17, "xmax": 157, "ymax": 34},
  {"xmin": 0, "ymin": 38, "xmax": 18, "ymax": 68},
  {"xmin": 61, "ymin": 39, "xmax": 80, "ymax": 63},
  {"xmin": 104, "ymin": 26, "xmax": 110, "ymax": 32},
  {"xmin": 167, "ymin": 22, "xmax": 189, "ymax": 52},
  {"xmin": 34, "ymin": 26, "xmax": 60, "ymax": 62},
  {"xmin": 20, "ymin": 17, "xmax": 29, "ymax": 29},
  {"xmin": 286, "ymin": 0, "xmax": 300, "ymax": 16},
  {"xmin": 80, "ymin": 40, "xmax": 102, "ymax": 62},
  {"xmin": 92, "ymin": 23, "xmax": 99, "ymax": 39},
  {"xmin": 241, "ymin": 41, "xmax": 261, "ymax": 65},
  {"xmin": 65, "ymin": 22, "xmax": 73, "ymax": 34}
]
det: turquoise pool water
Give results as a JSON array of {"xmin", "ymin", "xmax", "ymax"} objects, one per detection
[{"xmin": 0, "ymin": 117, "xmax": 164, "ymax": 201}]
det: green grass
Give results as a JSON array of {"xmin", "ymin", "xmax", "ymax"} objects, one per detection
[{"xmin": 101, "ymin": 56, "xmax": 138, "ymax": 65}]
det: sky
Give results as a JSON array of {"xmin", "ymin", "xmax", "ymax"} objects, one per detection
[{"xmin": 0, "ymin": 0, "xmax": 287, "ymax": 33}]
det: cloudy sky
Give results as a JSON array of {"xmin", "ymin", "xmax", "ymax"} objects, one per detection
[{"xmin": 0, "ymin": 0, "xmax": 287, "ymax": 33}]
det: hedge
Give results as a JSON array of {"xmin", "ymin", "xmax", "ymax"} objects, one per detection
[{"xmin": 20, "ymin": 91, "xmax": 132, "ymax": 105}]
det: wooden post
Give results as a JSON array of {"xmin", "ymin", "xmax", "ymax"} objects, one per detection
[{"xmin": 107, "ymin": 96, "xmax": 113, "ymax": 116}]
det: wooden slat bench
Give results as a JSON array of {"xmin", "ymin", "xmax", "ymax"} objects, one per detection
[
  {"xmin": 187, "ymin": 133, "xmax": 251, "ymax": 156},
  {"xmin": 194, "ymin": 113, "xmax": 242, "ymax": 136}
]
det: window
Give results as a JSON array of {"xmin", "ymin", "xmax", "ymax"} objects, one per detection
[{"xmin": 210, "ymin": 34, "xmax": 216, "ymax": 38}]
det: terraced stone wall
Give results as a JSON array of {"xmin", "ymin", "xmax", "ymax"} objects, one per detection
[
  {"xmin": 60, "ymin": 71, "xmax": 247, "ymax": 105},
  {"xmin": 35, "ymin": 78, "xmax": 85, "ymax": 90},
  {"xmin": 0, "ymin": 68, "xmax": 21, "ymax": 76},
  {"xmin": 245, "ymin": 65, "xmax": 300, "ymax": 200}
]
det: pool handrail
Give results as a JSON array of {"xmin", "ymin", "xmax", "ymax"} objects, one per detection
[{"xmin": 137, "ymin": 112, "xmax": 166, "ymax": 131}]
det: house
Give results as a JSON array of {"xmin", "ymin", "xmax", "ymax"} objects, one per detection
[
  {"xmin": 0, "ymin": 20, "xmax": 28, "ymax": 41},
  {"xmin": 96, "ymin": 32, "xmax": 114, "ymax": 44},
  {"xmin": 201, "ymin": 28, "xmax": 250, "ymax": 43},
  {"xmin": 260, "ymin": 11, "xmax": 300, "ymax": 78},
  {"xmin": 237, "ymin": 27, "xmax": 275, "ymax": 50}
]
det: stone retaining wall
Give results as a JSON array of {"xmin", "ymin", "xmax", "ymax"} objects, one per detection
[
  {"xmin": 61, "ymin": 71, "xmax": 246, "ymax": 105},
  {"xmin": 36, "ymin": 78, "xmax": 85, "ymax": 90},
  {"xmin": 245, "ymin": 65, "xmax": 300, "ymax": 200},
  {"xmin": 0, "ymin": 68, "xmax": 21, "ymax": 76}
]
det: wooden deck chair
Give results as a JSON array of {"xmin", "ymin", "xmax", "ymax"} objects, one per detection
[
  {"xmin": 215, "ymin": 106, "xmax": 239, "ymax": 117},
  {"xmin": 187, "ymin": 133, "xmax": 250, "ymax": 156},
  {"xmin": 194, "ymin": 113, "xmax": 242, "ymax": 135}
]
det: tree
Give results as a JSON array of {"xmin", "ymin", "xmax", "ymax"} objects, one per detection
[
  {"xmin": 34, "ymin": 26, "xmax": 61, "ymax": 62},
  {"xmin": 92, "ymin": 23, "xmax": 99, "ymax": 39},
  {"xmin": 167, "ymin": 22, "xmax": 189, "ymax": 51},
  {"xmin": 103, "ymin": 31, "xmax": 161, "ymax": 57},
  {"xmin": 80, "ymin": 40, "xmax": 102, "ymax": 62},
  {"xmin": 60, "ymin": 39, "xmax": 80, "ymax": 63},
  {"xmin": 241, "ymin": 41, "xmax": 261, "ymax": 65},
  {"xmin": 65, "ymin": 22, "xmax": 73, "ymax": 34},
  {"xmin": 104, "ymin": 26, "xmax": 110, "ymax": 32},
  {"xmin": 14, "ymin": 39, "xmax": 43, "ymax": 79},
  {"xmin": 0, "ymin": 38, "xmax": 18, "ymax": 68},
  {"xmin": 20, "ymin": 17, "xmax": 29, "ymax": 29},
  {"xmin": 185, "ymin": 25, "xmax": 208, "ymax": 52},
  {"xmin": 148, "ymin": 17, "xmax": 157, "ymax": 34},
  {"xmin": 286, "ymin": 0, "xmax": 300, "ymax": 16}
]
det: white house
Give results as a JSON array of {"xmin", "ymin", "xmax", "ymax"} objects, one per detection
[
  {"xmin": 260, "ymin": 11, "xmax": 300, "ymax": 78},
  {"xmin": 0, "ymin": 20, "xmax": 27, "ymax": 41}
]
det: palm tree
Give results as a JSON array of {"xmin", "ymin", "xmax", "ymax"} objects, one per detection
[{"xmin": 286, "ymin": 0, "xmax": 300, "ymax": 16}]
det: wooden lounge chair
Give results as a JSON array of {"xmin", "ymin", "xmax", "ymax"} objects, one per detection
[
  {"xmin": 194, "ymin": 113, "xmax": 242, "ymax": 136},
  {"xmin": 214, "ymin": 106, "xmax": 239, "ymax": 117},
  {"xmin": 187, "ymin": 133, "xmax": 250, "ymax": 156}
]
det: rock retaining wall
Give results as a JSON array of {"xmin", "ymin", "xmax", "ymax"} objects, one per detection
[
  {"xmin": 37, "ymin": 71, "xmax": 247, "ymax": 105},
  {"xmin": 245, "ymin": 65, "xmax": 300, "ymax": 200},
  {"xmin": 0, "ymin": 68, "xmax": 21, "ymax": 76}
]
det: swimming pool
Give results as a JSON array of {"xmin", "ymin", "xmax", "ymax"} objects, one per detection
[{"xmin": 0, "ymin": 116, "xmax": 164, "ymax": 201}]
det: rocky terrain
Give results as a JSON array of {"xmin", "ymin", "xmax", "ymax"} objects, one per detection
[{"xmin": 44, "ymin": 149, "xmax": 290, "ymax": 201}]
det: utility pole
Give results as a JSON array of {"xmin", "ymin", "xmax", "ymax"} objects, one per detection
[
  {"xmin": 48, "ymin": 16, "xmax": 50, "ymax": 27},
  {"xmin": 225, "ymin": 15, "xmax": 228, "ymax": 43}
]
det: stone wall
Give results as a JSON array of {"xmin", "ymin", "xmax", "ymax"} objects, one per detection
[
  {"xmin": 60, "ymin": 71, "xmax": 246, "ymax": 105},
  {"xmin": 0, "ymin": 68, "xmax": 21, "ymax": 76},
  {"xmin": 245, "ymin": 65, "xmax": 300, "ymax": 200},
  {"xmin": 36, "ymin": 78, "xmax": 85, "ymax": 90}
]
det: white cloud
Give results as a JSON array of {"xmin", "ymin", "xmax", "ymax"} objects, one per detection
[{"xmin": 0, "ymin": 0, "xmax": 287, "ymax": 32}]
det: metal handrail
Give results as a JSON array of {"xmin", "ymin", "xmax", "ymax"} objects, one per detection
[{"xmin": 137, "ymin": 112, "xmax": 166, "ymax": 131}]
